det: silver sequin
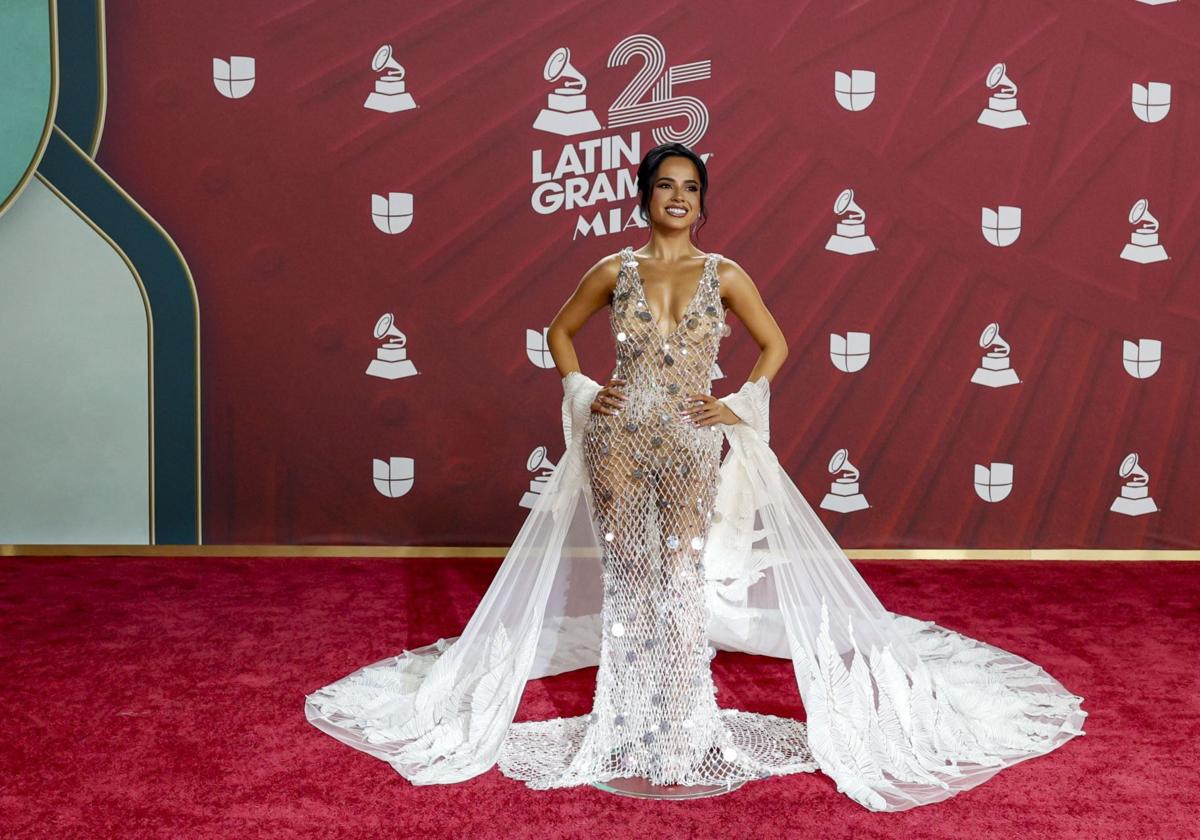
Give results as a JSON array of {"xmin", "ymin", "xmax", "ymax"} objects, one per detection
[{"xmin": 666, "ymin": 534, "xmax": 680, "ymax": 550}]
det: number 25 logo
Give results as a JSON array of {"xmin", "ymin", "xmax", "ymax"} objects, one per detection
[{"xmin": 606, "ymin": 34, "xmax": 711, "ymax": 148}]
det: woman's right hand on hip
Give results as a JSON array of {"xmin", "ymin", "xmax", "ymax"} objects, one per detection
[{"xmin": 591, "ymin": 378, "xmax": 628, "ymax": 415}]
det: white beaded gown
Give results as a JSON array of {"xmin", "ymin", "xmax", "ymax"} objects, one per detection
[
  {"xmin": 495, "ymin": 247, "xmax": 816, "ymax": 787},
  {"xmin": 303, "ymin": 245, "xmax": 1088, "ymax": 812}
]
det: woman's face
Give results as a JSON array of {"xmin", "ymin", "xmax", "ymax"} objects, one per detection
[{"xmin": 646, "ymin": 155, "xmax": 702, "ymax": 230}]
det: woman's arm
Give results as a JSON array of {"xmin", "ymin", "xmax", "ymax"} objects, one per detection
[
  {"xmin": 547, "ymin": 253, "xmax": 621, "ymax": 378},
  {"xmin": 686, "ymin": 257, "xmax": 788, "ymax": 431},
  {"xmin": 717, "ymin": 257, "xmax": 789, "ymax": 383}
]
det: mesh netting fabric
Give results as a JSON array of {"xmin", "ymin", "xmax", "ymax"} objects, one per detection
[{"xmin": 497, "ymin": 248, "xmax": 816, "ymax": 787}]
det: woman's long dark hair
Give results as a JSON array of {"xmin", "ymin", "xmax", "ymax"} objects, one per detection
[{"xmin": 635, "ymin": 142, "xmax": 709, "ymax": 238}]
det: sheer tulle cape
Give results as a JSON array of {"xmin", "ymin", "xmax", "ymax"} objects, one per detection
[{"xmin": 304, "ymin": 372, "xmax": 1087, "ymax": 810}]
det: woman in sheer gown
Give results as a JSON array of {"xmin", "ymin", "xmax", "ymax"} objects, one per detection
[
  {"xmin": 497, "ymin": 145, "xmax": 809, "ymax": 794},
  {"xmin": 304, "ymin": 142, "xmax": 1087, "ymax": 812}
]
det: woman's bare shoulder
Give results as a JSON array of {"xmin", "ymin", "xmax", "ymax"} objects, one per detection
[
  {"xmin": 713, "ymin": 254, "xmax": 753, "ymax": 287},
  {"xmin": 578, "ymin": 251, "xmax": 624, "ymax": 292}
]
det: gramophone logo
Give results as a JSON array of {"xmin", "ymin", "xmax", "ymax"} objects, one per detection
[
  {"xmin": 213, "ymin": 56, "xmax": 255, "ymax": 99},
  {"xmin": 373, "ymin": 456, "xmax": 414, "ymax": 498},
  {"xmin": 519, "ymin": 446, "xmax": 559, "ymax": 508},
  {"xmin": 1109, "ymin": 452, "xmax": 1159, "ymax": 516},
  {"xmin": 364, "ymin": 45, "xmax": 417, "ymax": 113},
  {"xmin": 366, "ymin": 313, "xmax": 418, "ymax": 380},
  {"xmin": 533, "ymin": 47, "xmax": 602, "ymax": 136},
  {"xmin": 830, "ymin": 331, "xmax": 870, "ymax": 373},
  {"xmin": 526, "ymin": 327, "xmax": 555, "ymax": 368},
  {"xmin": 973, "ymin": 462, "xmax": 1013, "ymax": 503},
  {"xmin": 981, "ymin": 205, "xmax": 1021, "ymax": 247},
  {"xmin": 1122, "ymin": 338, "xmax": 1161, "ymax": 379},
  {"xmin": 371, "ymin": 192, "xmax": 414, "ymax": 234},
  {"xmin": 1135, "ymin": 0, "xmax": 1178, "ymax": 5},
  {"xmin": 1120, "ymin": 198, "xmax": 1168, "ymax": 263},
  {"xmin": 834, "ymin": 69, "xmax": 876, "ymax": 112},
  {"xmin": 1132, "ymin": 81, "xmax": 1170, "ymax": 123},
  {"xmin": 825, "ymin": 188, "xmax": 877, "ymax": 254},
  {"xmin": 970, "ymin": 322, "xmax": 1021, "ymax": 388},
  {"xmin": 977, "ymin": 62, "xmax": 1027, "ymax": 129},
  {"xmin": 819, "ymin": 448, "xmax": 870, "ymax": 513}
]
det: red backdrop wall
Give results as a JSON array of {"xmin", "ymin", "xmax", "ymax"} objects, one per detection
[{"xmin": 96, "ymin": 0, "xmax": 1200, "ymax": 548}]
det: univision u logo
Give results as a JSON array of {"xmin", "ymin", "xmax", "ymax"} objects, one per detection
[
  {"xmin": 371, "ymin": 193, "xmax": 414, "ymax": 234},
  {"xmin": 213, "ymin": 56, "xmax": 255, "ymax": 99}
]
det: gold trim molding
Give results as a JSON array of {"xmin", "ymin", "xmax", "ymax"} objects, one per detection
[{"xmin": 2, "ymin": 545, "xmax": 1197, "ymax": 560}]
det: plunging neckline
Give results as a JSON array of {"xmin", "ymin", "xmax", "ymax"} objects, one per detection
[{"xmin": 627, "ymin": 248, "xmax": 712, "ymax": 342}]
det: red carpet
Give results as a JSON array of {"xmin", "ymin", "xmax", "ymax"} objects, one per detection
[{"xmin": 0, "ymin": 556, "xmax": 1195, "ymax": 839}]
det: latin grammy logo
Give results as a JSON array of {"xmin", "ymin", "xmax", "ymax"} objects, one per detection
[
  {"xmin": 373, "ymin": 456, "xmax": 414, "ymax": 498},
  {"xmin": 1135, "ymin": 1, "xmax": 1178, "ymax": 7},
  {"xmin": 981, "ymin": 205, "xmax": 1022, "ymax": 247},
  {"xmin": 518, "ymin": 446, "xmax": 559, "ymax": 509},
  {"xmin": 1132, "ymin": 81, "xmax": 1171, "ymax": 123},
  {"xmin": 366, "ymin": 313, "xmax": 419, "ymax": 380},
  {"xmin": 1122, "ymin": 338, "xmax": 1161, "ymax": 379},
  {"xmin": 834, "ymin": 69, "xmax": 875, "ymax": 112},
  {"xmin": 977, "ymin": 62, "xmax": 1028, "ymax": 129},
  {"xmin": 830, "ymin": 331, "xmax": 870, "ymax": 373},
  {"xmin": 364, "ymin": 44, "xmax": 417, "ymax": 113},
  {"xmin": 371, "ymin": 192, "xmax": 414, "ymax": 234},
  {"xmin": 819, "ymin": 448, "xmax": 870, "ymax": 513},
  {"xmin": 213, "ymin": 56, "xmax": 255, "ymax": 99},
  {"xmin": 970, "ymin": 322, "xmax": 1021, "ymax": 388},
  {"xmin": 825, "ymin": 188, "xmax": 877, "ymax": 255},
  {"xmin": 533, "ymin": 46, "xmax": 602, "ymax": 136},
  {"xmin": 973, "ymin": 462, "xmax": 1013, "ymax": 503},
  {"xmin": 1109, "ymin": 452, "xmax": 1159, "ymax": 516},
  {"xmin": 1120, "ymin": 198, "xmax": 1169, "ymax": 264},
  {"xmin": 526, "ymin": 327, "xmax": 555, "ymax": 368}
]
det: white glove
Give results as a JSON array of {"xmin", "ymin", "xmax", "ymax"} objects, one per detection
[
  {"xmin": 716, "ymin": 376, "xmax": 771, "ymax": 444},
  {"xmin": 560, "ymin": 371, "xmax": 603, "ymax": 450}
]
